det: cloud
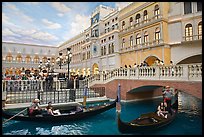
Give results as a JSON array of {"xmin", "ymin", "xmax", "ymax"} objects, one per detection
[
  {"xmin": 115, "ymin": 2, "xmax": 133, "ymax": 10},
  {"xmin": 69, "ymin": 14, "xmax": 90, "ymax": 38},
  {"xmin": 3, "ymin": 3, "xmax": 34, "ymax": 22},
  {"xmin": 32, "ymin": 31, "xmax": 59, "ymax": 41},
  {"xmin": 57, "ymin": 13, "xmax": 64, "ymax": 17},
  {"xmin": 22, "ymin": 2, "xmax": 39, "ymax": 5},
  {"xmin": 2, "ymin": 28, "xmax": 16, "ymax": 36},
  {"xmin": 51, "ymin": 2, "xmax": 71, "ymax": 13},
  {"xmin": 42, "ymin": 19, "xmax": 62, "ymax": 29},
  {"xmin": 3, "ymin": 27, "xmax": 59, "ymax": 43}
]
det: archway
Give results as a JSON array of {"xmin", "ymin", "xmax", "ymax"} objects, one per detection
[
  {"xmin": 177, "ymin": 54, "xmax": 202, "ymax": 65},
  {"xmin": 92, "ymin": 63, "xmax": 99, "ymax": 75},
  {"xmin": 144, "ymin": 56, "xmax": 160, "ymax": 66}
]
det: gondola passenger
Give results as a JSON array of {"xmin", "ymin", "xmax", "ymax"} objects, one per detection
[
  {"xmin": 157, "ymin": 102, "xmax": 168, "ymax": 118},
  {"xmin": 46, "ymin": 102, "xmax": 61, "ymax": 115},
  {"xmin": 28, "ymin": 98, "xmax": 42, "ymax": 116}
]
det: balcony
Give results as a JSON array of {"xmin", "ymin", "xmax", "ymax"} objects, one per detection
[
  {"xmin": 119, "ymin": 39, "xmax": 164, "ymax": 53},
  {"xmin": 182, "ymin": 35, "xmax": 202, "ymax": 42},
  {"xmin": 119, "ymin": 14, "xmax": 163, "ymax": 36}
]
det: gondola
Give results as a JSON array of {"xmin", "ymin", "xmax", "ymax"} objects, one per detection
[
  {"xmin": 116, "ymin": 84, "xmax": 178, "ymax": 133},
  {"xmin": 2, "ymin": 98, "xmax": 117, "ymax": 123}
]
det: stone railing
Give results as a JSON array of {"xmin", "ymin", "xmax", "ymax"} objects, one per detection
[{"xmin": 82, "ymin": 63, "xmax": 202, "ymax": 87}]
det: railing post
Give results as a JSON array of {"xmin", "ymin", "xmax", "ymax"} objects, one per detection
[
  {"xmin": 155, "ymin": 66, "xmax": 160, "ymax": 80},
  {"xmin": 182, "ymin": 64, "xmax": 189, "ymax": 80},
  {"xmin": 127, "ymin": 68, "xmax": 130, "ymax": 79}
]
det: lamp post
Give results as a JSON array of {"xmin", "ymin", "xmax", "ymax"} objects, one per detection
[
  {"xmin": 38, "ymin": 61, "xmax": 43, "ymax": 75},
  {"xmin": 66, "ymin": 48, "xmax": 72, "ymax": 88},
  {"xmin": 56, "ymin": 53, "xmax": 63, "ymax": 69}
]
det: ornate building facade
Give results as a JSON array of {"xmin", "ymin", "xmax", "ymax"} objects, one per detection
[{"xmin": 2, "ymin": 2, "xmax": 202, "ymax": 77}]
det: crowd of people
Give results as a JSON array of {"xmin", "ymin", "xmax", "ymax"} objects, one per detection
[{"xmin": 123, "ymin": 60, "xmax": 173, "ymax": 69}]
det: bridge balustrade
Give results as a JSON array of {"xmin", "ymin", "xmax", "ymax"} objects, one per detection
[{"xmin": 82, "ymin": 63, "xmax": 202, "ymax": 87}]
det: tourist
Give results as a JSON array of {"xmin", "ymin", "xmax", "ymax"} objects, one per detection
[
  {"xmin": 170, "ymin": 61, "xmax": 174, "ymax": 76},
  {"xmin": 133, "ymin": 63, "xmax": 137, "ymax": 68},
  {"xmin": 28, "ymin": 98, "xmax": 42, "ymax": 116},
  {"xmin": 157, "ymin": 102, "xmax": 168, "ymax": 118},
  {"xmin": 46, "ymin": 102, "xmax": 61, "ymax": 115},
  {"xmin": 163, "ymin": 86, "xmax": 173, "ymax": 115},
  {"xmin": 129, "ymin": 65, "xmax": 131, "ymax": 68},
  {"xmin": 124, "ymin": 65, "xmax": 127, "ymax": 68}
]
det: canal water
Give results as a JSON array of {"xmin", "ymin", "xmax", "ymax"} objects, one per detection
[{"xmin": 2, "ymin": 91, "xmax": 202, "ymax": 135}]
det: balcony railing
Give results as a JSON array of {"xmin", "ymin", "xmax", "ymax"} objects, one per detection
[
  {"xmin": 120, "ymin": 39, "xmax": 164, "ymax": 53},
  {"xmin": 183, "ymin": 35, "xmax": 202, "ymax": 42},
  {"xmin": 120, "ymin": 14, "xmax": 163, "ymax": 33}
]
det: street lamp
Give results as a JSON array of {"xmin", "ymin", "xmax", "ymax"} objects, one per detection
[
  {"xmin": 66, "ymin": 48, "xmax": 72, "ymax": 88},
  {"xmin": 56, "ymin": 53, "xmax": 63, "ymax": 69},
  {"xmin": 38, "ymin": 61, "xmax": 43, "ymax": 74}
]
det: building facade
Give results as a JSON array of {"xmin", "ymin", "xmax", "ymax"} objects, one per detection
[
  {"xmin": 2, "ymin": 2, "xmax": 202, "ymax": 77},
  {"xmin": 2, "ymin": 42, "xmax": 58, "ymax": 76}
]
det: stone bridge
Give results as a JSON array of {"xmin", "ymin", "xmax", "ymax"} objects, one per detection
[{"xmin": 83, "ymin": 63, "xmax": 202, "ymax": 100}]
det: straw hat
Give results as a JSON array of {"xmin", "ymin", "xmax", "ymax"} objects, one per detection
[
  {"xmin": 33, "ymin": 98, "xmax": 40, "ymax": 103},
  {"xmin": 165, "ymin": 86, "xmax": 170, "ymax": 88}
]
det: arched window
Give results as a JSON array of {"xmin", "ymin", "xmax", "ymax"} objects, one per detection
[
  {"xmin": 122, "ymin": 21, "xmax": 125, "ymax": 29},
  {"xmin": 154, "ymin": 4, "xmax": 160, "ymax": 19},
  {"xmin": 104, "ymin": 46, "xmax": 106, "ymax": 55},
  {"xmin": 136, "ymin": 34, "xmax": 141, "ymax": 45},
  {"xmin": 16, "ymin": 53, "xmax": 22, "ymax": 63},
  {"xmin": 34, "ymin": 55, "xmax": 39, "ymax": 63},
  {"xmin": 51, "ymin": 57, "xmax": 55, "ymax": 63},
  {"xmin": 144, "ymin": 31, "xmax": 149, "ymax": 45},
  {"xmin": 130, "ymin": 36, "xmax": 133, "ymax": 46},
  {"xmin": 101, "ymin": 47, "xmax": 103, "ymax": 56},
  {"xmin": 25, "ymin": 55, "xmax": 31, "ymax": 63},
  {"xmin": 130, "ymin": 17, "xmax": 133, "ymax": 26},
  {"xmin": 122, "ymin": 38, "xmax": 125, "ymax": 48},
  {"xmin": 143, "ymin": 10, "xmax": 148, "ymax": 23},
  {"xmin": 6, "ymin": 53, "xmax": 13, "ymax": 62},
  {"xmin": 135, "ymin": 14, "xmax": 140, "ymax": 24},
  {"xmin": 111, "ymin": 43, "xmax": 114, "ymax": 53},
  {"xmin": 155, "ymin": 28, "xmax": 161, "ymax": 43},
  {"xmin": 42, "ymin": 56, "xmax": 47, "ymax": 63},
  {"xmin": 108, "ymin": 44, "xmax": 111, "ymax": 54},
  {"xmin": 198, "ymin": 21, "xmax": 202, "ymax": 39},
  {"xmin": 112, "ymin": 25, "xmax": 115, "ymax": 30},
  {"xmin": 185, "ymin": 24, "xmax": 193, "ymax": 41}
]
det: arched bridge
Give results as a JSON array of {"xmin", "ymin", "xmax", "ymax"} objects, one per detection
[{"xmin": 83, "ymin": 63, "xmax": 202, "ymax": 100}]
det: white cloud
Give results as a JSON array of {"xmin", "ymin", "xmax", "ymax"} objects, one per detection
[
  {"xmin": 32, "ymin": 31, "xmax": 59, "ymax": 41},
  {"xmin": 69, "ymin": 14, "xmax": 90, "ymax": 37},
  {"xmin": 4, "ymin": 3, "xmax": 34, "ymax": 22},
  {"xmin": 22, "ymin": 2, "xmax": 39, "ymax": 5},
  {"xmin": 4, "ymin": 3, "xmax": 20, "ymax": 11},
  {"xmin": 2, "ymin": 28, "xmax": 16, "ymax": 36},
  {"xmin": 57, "ymin": 13, "xmax": 64, "ymax": 17},
  {"xmin": 51, "ymin": 2, "xmax": 71, "ymax": 13},
  {"xmin": 115, "ymin": 2, "xmax": 133, "ymax": 10},
  {"xmin": 42, "ymin": 19, "xmax": 62, "ymax": 29}
]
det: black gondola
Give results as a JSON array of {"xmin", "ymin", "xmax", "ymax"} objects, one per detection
[
  {"xmin": 2, "ymin": 99, "xmax": 117, "ymax": 123},
  {"xmin": 116, "ymin": 84, "xmax": 178, "ymax": 133}
]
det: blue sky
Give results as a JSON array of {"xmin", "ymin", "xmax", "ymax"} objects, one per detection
[{"xmin": 2, "ymin": 2, "xmax": 132, "ymax": 47}]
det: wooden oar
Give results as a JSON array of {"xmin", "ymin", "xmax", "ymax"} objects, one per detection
[{"xmin": 3, "ymin": 107, "xmax": 28, "ymax": 125}]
